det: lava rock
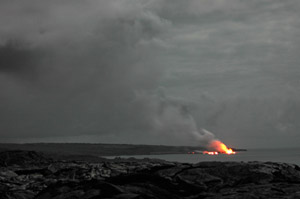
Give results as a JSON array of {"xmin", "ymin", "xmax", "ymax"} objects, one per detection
[
  {"xmin": 1, "ymin": 150, "xmax": 300, "ymax": 199},
  {"xmin": 0, "ymin": 150, "xmax": 51, "ymax": 167}
]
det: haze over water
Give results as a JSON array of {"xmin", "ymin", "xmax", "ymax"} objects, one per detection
[{"xmin": 106, "ymin": 148, "xmax": 300, "ymax": 166}]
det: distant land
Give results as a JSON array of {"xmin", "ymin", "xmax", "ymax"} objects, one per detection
[
  {"xmin": 0, "ymin": 143, "xmax": 202, "ymax": 160},
  {"xmin": 0, "ymin": 143, "xmax": 246, "ymax": 161}
]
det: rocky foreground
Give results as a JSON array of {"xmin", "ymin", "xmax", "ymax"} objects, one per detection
[{"xmin": 1, "ymin": 151, "xmax": 300, "ymax": 199}]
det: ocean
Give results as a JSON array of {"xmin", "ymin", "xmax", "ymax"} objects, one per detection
[{"xmin": 105, "ymin": 148, "xmax": 300, "ymax": 166}]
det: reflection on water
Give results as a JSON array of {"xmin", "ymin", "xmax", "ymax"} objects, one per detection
[{"xmin": 105, "ymin": 148, "xmax": 300, "ymax": 166}]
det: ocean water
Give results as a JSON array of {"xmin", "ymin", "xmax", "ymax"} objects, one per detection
[{"xmin": 106, "ymin": 148, "xmax": 300, "ymax": 166}]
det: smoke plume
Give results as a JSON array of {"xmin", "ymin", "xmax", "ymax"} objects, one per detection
[{"xmin": 134, "ymin": 90, "xmax": 216, "ymax": 146}]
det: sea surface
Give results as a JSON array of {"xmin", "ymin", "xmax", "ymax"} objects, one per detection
[{"xmin": 105, "ymin": 148, "xmax": 300, "ymax": 166}]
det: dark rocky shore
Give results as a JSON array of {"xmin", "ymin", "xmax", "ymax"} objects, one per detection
[{"xmin": 1, "ymin": 150, "xmax": 300, "ymax": 199}]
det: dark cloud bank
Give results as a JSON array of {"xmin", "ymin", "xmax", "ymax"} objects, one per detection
[{"xmin": 0, "ymin": 0, "xmax": 300, "ymax": 148}]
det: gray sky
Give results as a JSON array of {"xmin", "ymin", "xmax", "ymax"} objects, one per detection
[{"xmin": 0, "ymin": 0, "xmax": 300, "ymax": 148}]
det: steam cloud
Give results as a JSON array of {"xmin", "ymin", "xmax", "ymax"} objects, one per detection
[{"xmin": 134, "ymin": 90, "xmax": 216, "ymax": 146}]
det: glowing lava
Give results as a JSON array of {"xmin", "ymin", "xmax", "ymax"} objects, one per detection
[
  {"xmin": 203, "ymin": 140, "xmax": 236, "ymax": 155},
  {"xmin": 203, "ymin": 151, "xmax": 218, "ymax": 155}
]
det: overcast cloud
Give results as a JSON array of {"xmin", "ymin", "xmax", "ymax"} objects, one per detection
[{"xmin": 0, "ymin": 0, "xmax": 300, "ymax": 148}]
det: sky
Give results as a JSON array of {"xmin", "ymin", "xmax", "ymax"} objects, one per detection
[{"xmin": 0, "ymin": 0, "xmax": 300, "ymax": 148}]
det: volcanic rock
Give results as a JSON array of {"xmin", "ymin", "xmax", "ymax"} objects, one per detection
[
  {"xmin": 0, "ymin": 150, "xmax": 300, "ymax": 198},
  {"xmin": 0, "ymin": 150, "xmax": 51, "ymax": 167}
]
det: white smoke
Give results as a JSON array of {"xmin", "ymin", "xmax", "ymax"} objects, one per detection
[{"xmin": 134, "ymin": 90, "xmax": 216, "ymax": 146}]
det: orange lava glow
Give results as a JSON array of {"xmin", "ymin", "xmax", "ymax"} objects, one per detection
[
  {"xmin": 205, "ymin": 140, "xmax": 236, "ymax": 155},
  {"xmin": 203, "ymin": 151, "xmax": 218, "ymax": 155}
]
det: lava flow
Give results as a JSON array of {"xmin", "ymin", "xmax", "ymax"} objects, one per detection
[
  {"xmin": 203, "ymin": 151, "xmax": 218, "ymax": 155},
  {"xmin": 203, "ymin": 140, "xmax": 236, "ymax": 155}
]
